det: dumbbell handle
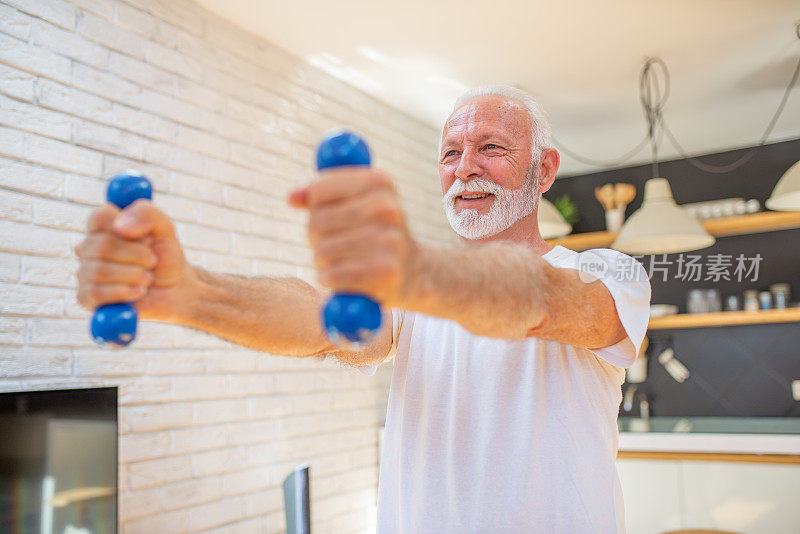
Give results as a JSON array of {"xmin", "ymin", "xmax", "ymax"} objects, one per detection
[
  {"xmin": 316, "ymin": 131, "xmax": 383, "ymax": 347},
  {"xmin": 90, "ymin": 171, "xmax": 152, "ymax": 348}
]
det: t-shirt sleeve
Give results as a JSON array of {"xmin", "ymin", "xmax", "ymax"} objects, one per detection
[
  {"xmin": 550, "ymin": 248, "xmax": 651, "ymax": 368},
  {"xmin": 585, "ymin": 248, "xmax": 651, "ymax": 368},
  {"xmin": 354, "ymin": 308, "xmax": 403, "ymax": 376}
]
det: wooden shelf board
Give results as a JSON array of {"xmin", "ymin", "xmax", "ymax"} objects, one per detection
[
  {"xmin": 617, "ymin": 450, "xmax": 800, "ymax": 464},
  {"xmin": 703, "ymin": 210, "xmax": 800, "ymax": 237},
  {"xmin": 648, "ymin": 308, "xmax": 800, "ymax": 330},
  {"xmin": 547, "ymin": 210, "xmax": 800, "ymax": 251},
  {"xmin": 548, "ymin": 230, "xmax": 616, "ymax": 250}
]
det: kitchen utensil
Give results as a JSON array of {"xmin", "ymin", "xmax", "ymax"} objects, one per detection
[
  {"xmin": 594, "ymin": 184, "xmax": 615, "ymax": 211},
  {"xmin": 658, "ymin": 347, "xmax": 690, "ymax": 383},
  {"xmin": 596, "ymin": 183, "xmax": 636, "ymax": 232},
  {"xmin": 614, "ymin": 183, "xmax": 636, "ymax": 209}
]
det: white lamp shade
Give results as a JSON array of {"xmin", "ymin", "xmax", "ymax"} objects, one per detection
[
  {"xmin": 538, "ymin": 197, "xmax": 572, "ymax": 239},
  {"xmin": 612, "ymin": 178, "xmax": 715, "ymax": 254},
  {"xmin": 766, "ymin": 160, "xmax": 800, "ymax": 211}
]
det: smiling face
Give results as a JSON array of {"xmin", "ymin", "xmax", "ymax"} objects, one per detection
[{"xmin": 439, "ymin": 95, "xmax": 539, "ymax": 240}]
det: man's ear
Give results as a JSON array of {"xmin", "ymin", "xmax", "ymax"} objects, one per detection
[{"xmin": 537, "ymin": 148, "xmax": 560, "ymax": 195}]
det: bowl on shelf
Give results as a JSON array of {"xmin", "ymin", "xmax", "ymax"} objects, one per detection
[{"xmin": 650, "ymin": 304, "xmax": 679, "ymax": 318}]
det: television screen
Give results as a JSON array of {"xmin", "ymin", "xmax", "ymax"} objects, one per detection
[{"xmin": 0, "ymin": 387, "xmax": 117, "ymax": 534}]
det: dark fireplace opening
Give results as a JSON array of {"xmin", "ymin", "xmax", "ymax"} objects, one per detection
[{"xmin": 0, "ymin": 387, "xmax": 118, "ymax": 534}]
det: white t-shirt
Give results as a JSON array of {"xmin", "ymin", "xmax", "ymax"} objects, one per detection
[{"xmin": 362, "ymin": 245, "xmax": 651, "ymax": 534}]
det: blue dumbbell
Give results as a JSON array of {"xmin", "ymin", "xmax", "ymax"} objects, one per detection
[
  {"xmin": 90, "ymin": 170, "xmax": 152, "ymax": 348},
  {"xmin": 316, "ymin": 131, "xmax": 383, "ymax": 347}
]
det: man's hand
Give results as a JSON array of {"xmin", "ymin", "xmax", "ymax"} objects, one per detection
[
  {"xmin": 75, "ymin": 200, "xmax": 195, "ymax": 321},
  {"xmin": 288, "ymin": 168, "xmax": 418, "ymax": 306}
]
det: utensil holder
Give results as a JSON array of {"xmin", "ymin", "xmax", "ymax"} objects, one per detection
[{"xmin": 605, "ymin": 206, "xmax": 625, "ymax": 233}]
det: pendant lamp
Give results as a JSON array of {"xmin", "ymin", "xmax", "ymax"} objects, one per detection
[
  {"xmin": 612, "ymin": 178, "xmax": 715, "ymax": 254},
  {"xmin": 611, "ymin": 59, "xmax": 715, "ymax": 254},
  {"xmin": 766, "ymin": 160, "xmax": 800, "ymax": 211},
  {"xmin": 537, "ymin": 197, "xmax": 572, "ymax": 239}
]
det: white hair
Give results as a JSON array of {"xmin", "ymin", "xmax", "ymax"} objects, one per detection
[{"xmin": 442, "ymin": 85, "xmax": 552, "ymax": 167}]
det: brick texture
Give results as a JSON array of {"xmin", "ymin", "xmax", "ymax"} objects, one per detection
[{"xmin": 0, "ymin": 0, "xmax": 454, "ymax": 532}]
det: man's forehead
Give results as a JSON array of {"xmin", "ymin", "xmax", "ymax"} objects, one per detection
[{"xmin": 442, "ymin": 95, "xmax": 530, "ymax": 139}]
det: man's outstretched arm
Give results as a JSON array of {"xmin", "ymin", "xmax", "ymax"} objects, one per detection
[
  {"xmin": 403, "ymin": 242, "xmax": 627, "ymax": 349},
  {"xmin": 174, "ymin": 267, "xmax": 392, "ymax": 364},
  {"xmin": 75, "ymin": 201, "xmax": 391, "ymax": 366},
  {"xmin": 292, "ymin": 168, "xmax": 630, "ymax": 351}
]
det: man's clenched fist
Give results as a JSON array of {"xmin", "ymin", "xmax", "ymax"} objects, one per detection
[
  {"xmin": 75, "ymin": 200, "xmax": 193, "ymax": 321},
  {"xmin": 289, "ymin": 168, "xmax": 418, "ymax": 306}
]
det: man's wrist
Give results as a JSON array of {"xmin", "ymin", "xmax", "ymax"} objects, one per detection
[
  {"xmin": 399, "ymin": 241, "xmax": 436, "ymax": 311},
  {"xmin": 162, "ymin": 265, "xmax": 206, "ymax": 326}
]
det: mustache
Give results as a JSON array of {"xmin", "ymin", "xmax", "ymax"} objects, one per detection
[{"xmin": 442, "ymin": 179, "xmax": 505, "ymax": 205}]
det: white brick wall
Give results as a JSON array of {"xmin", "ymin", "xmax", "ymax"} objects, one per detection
[{"xmin": 0, "ymin": 0, "xmax": 455, "ymax": 532}]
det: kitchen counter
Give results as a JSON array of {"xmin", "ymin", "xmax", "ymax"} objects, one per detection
[
  {"xmin": 619, "ymin": 431, "xmax": 800, "ymax": 456},
  {"xmin": 618, "ymin": 417, "xmax": 800, "ymax": 458}
]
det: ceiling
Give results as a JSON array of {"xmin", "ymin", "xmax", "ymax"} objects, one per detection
[{"xmin": 192, "ymin": 0, "xmax": 800, "ymax": 176}]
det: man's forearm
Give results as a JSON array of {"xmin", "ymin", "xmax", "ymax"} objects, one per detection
[
  {"xmin": 401, "ymin": 243, "xmax": 550, "ymax": 339},
  {"xmin": 168, "ymin": 267, "xmax": 392, "ymax": 365},
  {"xmin": 167, "ymin": 267, "xmax": 336, "ymax": 357}
]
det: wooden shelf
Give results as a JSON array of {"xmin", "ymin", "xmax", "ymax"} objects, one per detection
[
  {"xmin": 617, "ymin": 450, "xmax": 800, "ymax": 464},
  {"xmin": 648, "ymin": 308, "xmax": 800, "ymax": 330},
  {"xmin": 547, "ymin": 210, "xmax": 800, "ymax": 251},
  {"xmin": 548, "ymin": 230, "xmax": 618, "ymax": 251},
  {"xmin": 703, "ymin": 210, "xmax": 800, "ymax": 237}
]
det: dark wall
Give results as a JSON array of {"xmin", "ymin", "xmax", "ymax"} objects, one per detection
[
  {"xmin": 546, "ymin": 139, "xmax": 800, "ymax": 418},
  {"xmin": 645, "ymin": 324, "xmax": 800, "ymax": 418}
]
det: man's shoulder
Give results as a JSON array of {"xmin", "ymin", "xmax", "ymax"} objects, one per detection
[
  {"xmin": 546, "ymin": 245, "xmax": 642, "ymax": 266},
  {"xmin": 545, "ymin": 246, "xmax": 650, "ymax": 289}
]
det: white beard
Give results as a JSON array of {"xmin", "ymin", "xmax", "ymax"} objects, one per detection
[{"xmin": 442, "ymin": 172, "xmax": 539, "ymax": 240}]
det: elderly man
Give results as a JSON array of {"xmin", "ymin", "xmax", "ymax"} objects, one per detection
[{"xmin": 76, "ymin": 85, "xmax": 650, "ymax": 533}]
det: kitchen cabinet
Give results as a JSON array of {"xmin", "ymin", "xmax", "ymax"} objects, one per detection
[
  {"xmin": 616, "ymin": 457, "xmax": 800, "ymax": 534},
  {"xmin": 616, "ymin": 459, "xmax": 682, "ymax": 533}
]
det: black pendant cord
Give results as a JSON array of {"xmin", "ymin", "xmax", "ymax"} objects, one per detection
[
  {"xmin": 660, "ymin": 50, "xmax": 800, "ymax": 174},
  {"xmin": 639, "ymin": 57, "xmax": 669, "ymax": 178},
  {"xmin": 554, "ymin": 23, "xmax": 800, "ymax": 174}
]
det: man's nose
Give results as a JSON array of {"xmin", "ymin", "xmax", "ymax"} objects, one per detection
[{"xmin": 454, "ymin": 148, "xmax": 482, "ymax": 181}]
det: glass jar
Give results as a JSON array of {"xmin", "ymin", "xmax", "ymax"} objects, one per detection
[
  {"xmin": 743, "ymin": 290, "xmax": 760, "ymax": 312},
  {"xmin": 705, "ymin": 289, "xmax": 722, "ymax": 312},
  {"xmin": 759, "ymin": 291, "xmax": 772, "ymax": 310},
  {"xmin": 770, "ymin": 283, "xmax": 791, "ymax": 310},
  {"xmin": 687, "ymin": 289, "xmax": 707, "ymax": 314},
  {"xmin": 725, "ymin": 295, "xmax": 741, "ymax": 312}
]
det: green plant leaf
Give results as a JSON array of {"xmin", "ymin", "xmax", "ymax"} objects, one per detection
[{"xmin": 552, "ymin": 194, "xmax": 580, "ymax": 225}]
